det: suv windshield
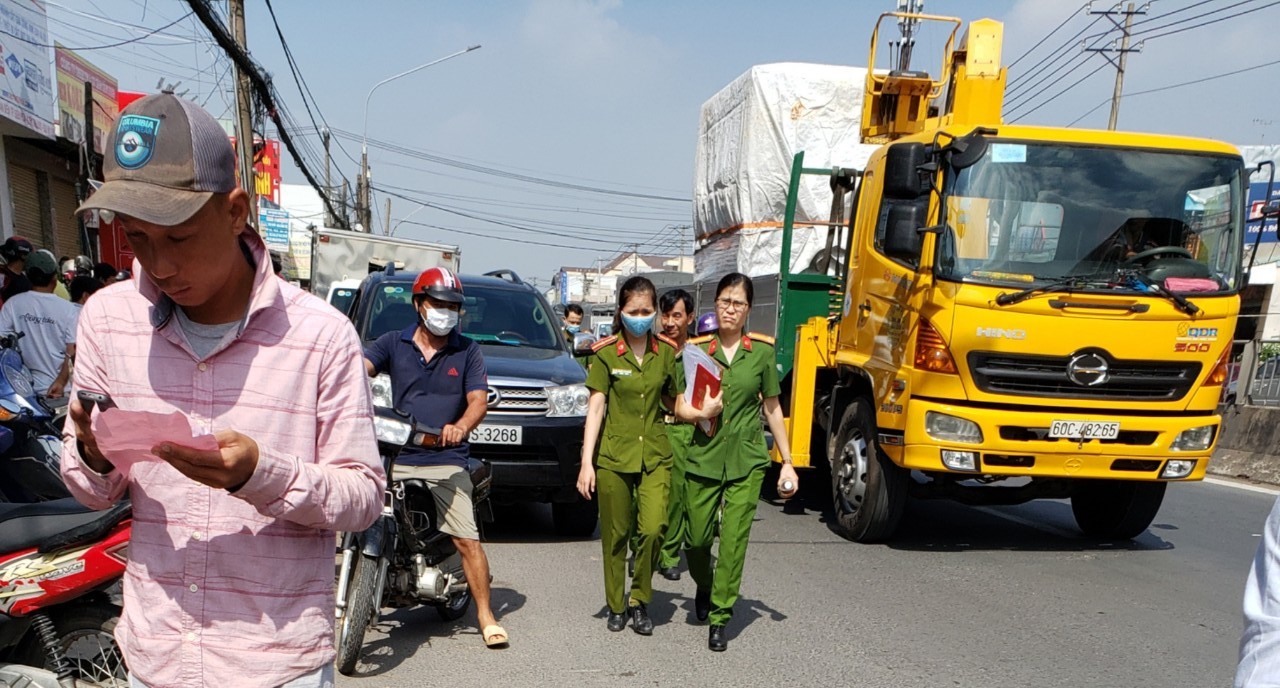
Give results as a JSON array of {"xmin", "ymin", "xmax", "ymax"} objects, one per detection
[
  {"xmin": 363, "ymin": 281, "xmax": 563, "ymax": 349},
  {"xmin": 935, "ymin": 142, "xmax": 1244, "ymax": 294}
]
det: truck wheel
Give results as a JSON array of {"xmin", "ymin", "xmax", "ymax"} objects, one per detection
[
  {"xmin": 1070, "ymin": 480, "xmax": 1167, "ymax": 539},
  {"xmin": 830, "ymin": 399, "xmax": 906, "ymax": 542},
  {"xmin": 552, "ymin": 498, "xmax": 599, "ymax": 538},
  {"xmin": 336, "ymin": 552, "xmax": 382, "ymax": 676}
]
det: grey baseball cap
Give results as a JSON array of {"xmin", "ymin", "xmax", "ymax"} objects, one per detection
[{"xmin": 76, "ymin": 92, "xmax": 237, "ymax": 226}]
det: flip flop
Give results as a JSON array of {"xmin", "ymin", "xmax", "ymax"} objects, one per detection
[{"xmin": 482, "ymin": 624, "xmax": 509, "ymax": 648}]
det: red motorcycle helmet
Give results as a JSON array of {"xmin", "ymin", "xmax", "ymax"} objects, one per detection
[{"xmin": 412, "ymin": 266, "xmax": 464, "ymax": 304}]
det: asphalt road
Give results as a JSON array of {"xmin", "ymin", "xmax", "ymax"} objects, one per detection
[{"xmin": 337, "ymin": 477, "xmax": 1278, "ymax": 688}]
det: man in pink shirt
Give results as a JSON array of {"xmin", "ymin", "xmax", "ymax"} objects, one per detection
[{"xmin": 62, "ymin": 92, "xmax": 385, "ymax": 688}]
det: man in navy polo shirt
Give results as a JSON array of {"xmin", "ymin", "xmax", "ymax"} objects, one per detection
[{"xmin": 364, "ymin": 266, "xmax": 508, "ymax": 648}]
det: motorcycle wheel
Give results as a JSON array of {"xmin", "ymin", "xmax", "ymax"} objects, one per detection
[
  {"xmin": 336, "ymin": 552, "xmax": 381, "ymax": 676},
  {"xmin": 434, "ymin": 589, "xmax": 472, "ymax": 622},
  {"xmin": 16, "ymin": 602, "xmax": 127, "ymax": 687}
]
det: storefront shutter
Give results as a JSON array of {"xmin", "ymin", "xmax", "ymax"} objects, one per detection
[
  {"xmin": 49, "ymin": 178, "xmax": 81, "ymax": 257},
  {"xmin": 8, "ymin": 163, "xmax": 44, "ymax": 246}
]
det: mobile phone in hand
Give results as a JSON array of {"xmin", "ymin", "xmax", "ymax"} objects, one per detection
[{"xmin": 76, "ymin": 390, "xmax": 116, "ymax": 414}]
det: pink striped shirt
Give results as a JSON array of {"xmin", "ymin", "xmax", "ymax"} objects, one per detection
[{"xmin": 61, "ymin": 233, "xmax": 384, "ymax": 688}]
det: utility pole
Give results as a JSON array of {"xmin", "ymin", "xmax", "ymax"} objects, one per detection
[
  {"xmin": 80, "ymin": 80, "xmax": 94, "ymax": 257},
  {"xmin": 1086, "ymin": 2, "xmax": 1146, "ymax": 131},
  {"xmin": 229, "ymin": 0, "xmax": 257, "ymax": 227},
  {"xmin": 384, "ymin": 197, "xmax": 391, "ymax": 236},
  {"xmin": 321, "ymin": 126, "xmax": 332, "ymax": 226}
]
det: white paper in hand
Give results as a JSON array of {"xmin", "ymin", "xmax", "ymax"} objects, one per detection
[
  {"xmin": 682, "ymin": 344, "xmax": 722, "ymax": 436},
  {"xmin": 92, "ymin": 409, "xmax": 219, "ymax": 474}
]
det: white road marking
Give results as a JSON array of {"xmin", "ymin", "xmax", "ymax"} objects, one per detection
[{"xmin": 1204, "ymin": 477, "xmax": 1280, "ymax": 496}]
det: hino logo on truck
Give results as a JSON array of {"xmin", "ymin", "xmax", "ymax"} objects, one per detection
[{"xmin": 976, "ymin": 327, "xmax": 1026, "ymax": 340}]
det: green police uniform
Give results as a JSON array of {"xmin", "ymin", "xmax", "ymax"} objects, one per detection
[
  {"xmin": 586, "ymin": 332, "xmax": 682, "ymax": 613},
  {"xmin": 659, "ymin": 419, "xmax": 693, "ymax": 569},
  {"xmin": 683, "ymin": 331, "xmax": 781, "ymax": 627}
]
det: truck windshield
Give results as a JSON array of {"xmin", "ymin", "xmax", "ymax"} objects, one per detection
[
  {"xmin": 363, "ymin": 282, "xmax": 564, "ymax": 350},
  {"xmin": 935, "ymin": 142, "xmax": 1243, "ymax": 294}
]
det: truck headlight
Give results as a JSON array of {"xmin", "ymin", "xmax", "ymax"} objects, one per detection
[
  {"xmin": 370, "ymin": 373, "xmax": 393, "ymax": 409},
  {"xmin": 925, "ymin": 411, "xmax": 983, "ymax": 444},
  {"xmin": 1171, "ymin": 425, "xmax": 1216, "ymax": 452},
  {"xmin": 546, "ymin": 384, "xmax": 590, "ymax": 417}
]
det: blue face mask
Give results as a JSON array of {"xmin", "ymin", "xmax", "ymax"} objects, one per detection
[
  {"xmin": 565, "ymin": 324, "xmax": 581, "ymax": 335},
  {"xmin": 621, "ymin": 313, "xmax": 655, "ymax": 337}
]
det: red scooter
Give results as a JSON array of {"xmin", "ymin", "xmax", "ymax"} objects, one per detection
[{"xmin": 0, "ymin": 498, "xmax": 130, "ymax": 687}]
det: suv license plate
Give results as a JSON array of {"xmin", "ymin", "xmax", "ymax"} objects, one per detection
[
  {"xmin": 470, "ymin": 424, "xmax": 522, "ymax": 445},
  {"xmin": 1048, "ymin": 420, "xmax": 1120, "ymax": 440}
]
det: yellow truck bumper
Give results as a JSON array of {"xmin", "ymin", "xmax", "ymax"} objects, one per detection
[{"xmin": 891, "ymin": 398, "xmax": 1216, "ymax": 481}]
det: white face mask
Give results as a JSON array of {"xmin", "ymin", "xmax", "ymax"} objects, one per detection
[{"xmin": 422, "ymin": 307, "xmax": 458, "ymax": 336}]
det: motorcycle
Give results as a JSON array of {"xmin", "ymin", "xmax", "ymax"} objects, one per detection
[
  {"xmin": 0, "ymin": 333, "xmax": 69, "ymax": 503},
  {"xmin": 0, "ymin": 497, "xmax": 130, "ymax": 687},
  {"xmin": 334, "ymin": 408, "xmax": 492, "ymax": 676}
]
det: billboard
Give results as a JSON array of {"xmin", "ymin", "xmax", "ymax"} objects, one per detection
[
  {"xmin": 230, "ymin": 136, "xmax": 281, "ymax": 204},
  {"xmin": 258, "ymin": 206, "xmax": 290, "ymax": 251},
  {"xmin": 1246, "ymin": 181, "xmax": 1280, "ymax": 245},
  {"xmin": 0, "ymin": 0, "xmax": 54, "ymax": 138},
  {"xmin": 54, "ymin": 43, "xmax": 116, "ymax": 150}
]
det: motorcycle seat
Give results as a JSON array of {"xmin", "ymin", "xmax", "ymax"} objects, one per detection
[{"xmin": 0, "ymin": 498, "xmax": 129, "ymax": 556}]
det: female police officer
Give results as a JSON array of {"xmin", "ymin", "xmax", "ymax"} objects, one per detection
[
  {"xmin": 676, "ymin": 272, "xmax": 799, "ymax": 652},
  {"xmin": 577, "ymin": 276, "xmax": 682, "ymax": 635}
]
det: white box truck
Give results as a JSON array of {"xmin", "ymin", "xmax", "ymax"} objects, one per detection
[{"xmin": 310, "ymin": 229, "xmax": 461, "ymax": 307}]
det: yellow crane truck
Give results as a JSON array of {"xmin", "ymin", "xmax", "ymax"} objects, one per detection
[{"xmin": 773, "ymin": 12, "xmax": 1248, "ymax": 542}]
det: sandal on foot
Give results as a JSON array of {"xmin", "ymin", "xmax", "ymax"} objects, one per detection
[{"xmin": 482, "ymin": 624, "xmax": 509, "ymax": 648}]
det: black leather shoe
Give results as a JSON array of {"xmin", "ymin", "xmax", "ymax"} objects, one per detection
[
  {"xmin": 607, "ymin": 611, "xmax": 627, "ymax": 632},
  {"xmin": 659, "ymin": 566, "xmax": 681, "ymax": 581},
  {"xmin": 630, "ymin": 603, "xmax": 653, "ymax": 635},
  {"xmin": 694, "ymin": 588, "xmax": 711, "ymax": 622},
  {"xmin": 708, "ymin": 624, "xmax": 727, "ymax": 652}
]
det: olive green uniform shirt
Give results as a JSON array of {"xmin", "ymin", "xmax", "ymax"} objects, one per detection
[
  {"xmin": 687, "ymin": 332, "xmax": 781, "ymax": 482},
  {"xmin": 586, "ymin": 333, "xmax": 683, "ymax": 473}
]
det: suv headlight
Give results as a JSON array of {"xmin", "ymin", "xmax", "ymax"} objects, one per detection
[
  {"xmin": 370, "ymin": 373, "xmax": 393, "ymax": 409},
  {"xmin": 1171, "ymin": 425, "xmax": 1216, "ymax": 451},
  {"xmin": 546, "ymin": 384, "xmax": 590, "ymax": 417}
]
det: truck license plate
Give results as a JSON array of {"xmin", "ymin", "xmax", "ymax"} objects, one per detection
[
  {"xmin": 1048, "ymin": 420, "xmax": 1120, "ymax": 440},
  {"xmin": 469, "ymin": 424, "xmax": 522, "ymax": 445}
]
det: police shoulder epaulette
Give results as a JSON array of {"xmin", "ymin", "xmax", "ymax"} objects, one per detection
[
  {"xmin": 655, "ymin": 333, "xmax": 680, "ymax": 349},
  {"xmin": 747, "ymin": 332, "xmax": 775, "ymax": 346},
  {"xmin": 687, "ymin": 334, "xmax": 715, "ymax": 346},
  {"xmin": 591, "ymin": 335, "xmax": 619, "ymax": 352}
]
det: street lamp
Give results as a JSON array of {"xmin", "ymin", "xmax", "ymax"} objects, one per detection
[
  {"xmin": 359, "ymin": 44, "xmax": 481, "ymax": 231},
  {"xmin": 390, "ymin": 203, "xmax": 431, "ymax": 236}
]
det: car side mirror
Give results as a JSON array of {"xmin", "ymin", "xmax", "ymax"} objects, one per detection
[
  {"xmin": 884, "ymin": 201, "xmax": 926, "ymax": 263},
  {"xmin": 573, "ymin": 332, "xmax": 598, "ymax": 356}
]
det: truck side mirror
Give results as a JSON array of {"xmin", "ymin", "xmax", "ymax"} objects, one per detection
[
  {"xmin": 884, "ymin": 143, "xmax": 930, "ymax": 199},
  {"xmin": 883, "ymin": 201, "xmax": 926, "ymax": 264}
]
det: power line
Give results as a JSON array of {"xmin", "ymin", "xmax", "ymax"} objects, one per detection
[
  {"xmin": 330, "ymin": 126, "xmax": 691, "ymax": 203},
  {"xmin": 1010, "ymin": 63, "xmax": 1110, "ymax": 123},
  {"xmin": 1006, "ymin": 13, "xmax": 1107, "ymax": 98},
  {"xmin": 1, "ymin": 11, "xmax": 193, "ymax": 50},
  {"xmin": 1068, "ymin": 56, "xmax": 1280, "ymax": 126},
  {"xmin": 1138, "ymin": 0, "xmax": 1280, "ymax": 40},
  {"xmin": 185, "ymin": 0, "xmax": 347, "ymax": 227},
  {"xmin": 396, "ymin": 219, "xmax": 608, "ymax": 253},
  {"xmin": 1007, "ymin": 2, "xmax": 1088, "ymax": 69}
]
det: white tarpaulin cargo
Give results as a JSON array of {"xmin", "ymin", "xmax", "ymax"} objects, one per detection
[{"xmin": 694, "ymin": 63, "xmax": 880, "ymax": 280}]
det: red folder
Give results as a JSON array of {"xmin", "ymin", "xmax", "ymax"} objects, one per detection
[{"xmin": 691, "ymin": 363, "xmax": 721, "ymax": 437}]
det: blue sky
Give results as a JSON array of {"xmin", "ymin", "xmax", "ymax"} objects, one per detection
[{"xmin": 46, "ymin": 0, "xmax": 1280, "ymax": 286}]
